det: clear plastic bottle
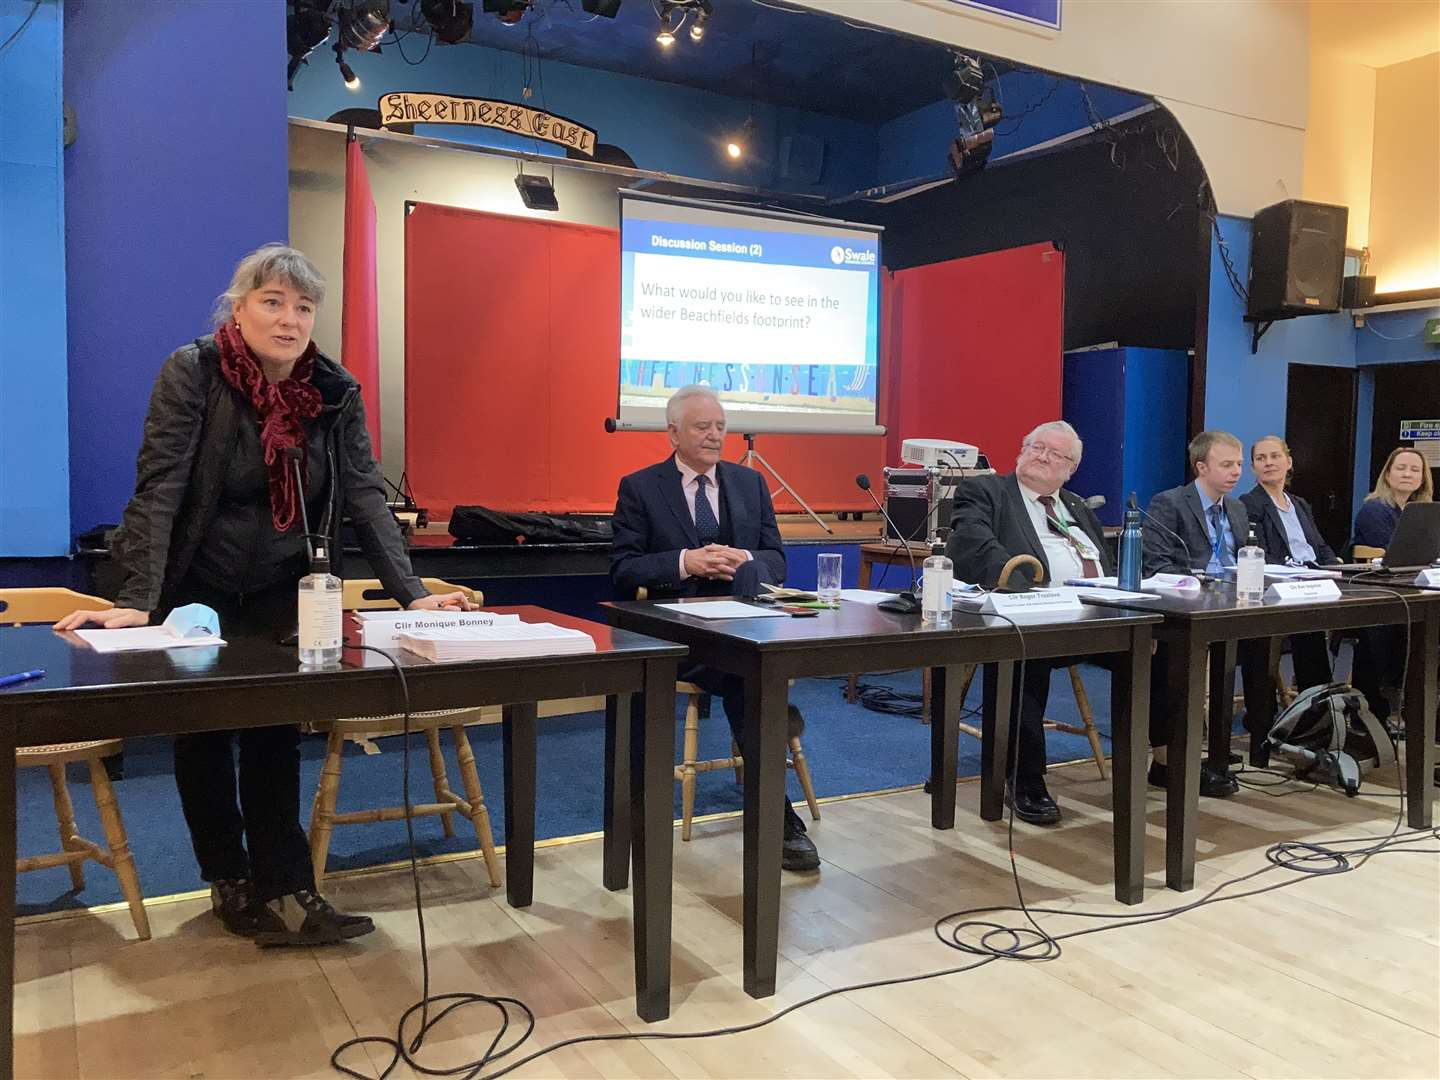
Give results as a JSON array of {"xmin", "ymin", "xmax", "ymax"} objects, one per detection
[
  {"xmin": 298, "ymin": 546, "xmax": 343, "ymax": 667},
  {"xmin": 921, "ymin": 544, "xmax": 953, "ymax": 626},
  {"xmin": 1235, "ymin": 528, "xmax": 1265, "ymax": 603}
]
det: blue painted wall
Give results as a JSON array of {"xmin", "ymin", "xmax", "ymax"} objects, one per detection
[
  {"xmin": 1354, "ymin": 306, "xmax": 1440, "ymax": 366},
  {"xmin": 0, "ymin": 0, "xmax": 68, "ymax": 556},
  {"xmin": 875, "ymin": 72, "xmax": 1149, "ymax": 188},
  {"xmin": 63, "ymin": 0, "xmax": 290, "ymax": 534},
  {"xmin": 1064, "ymin": 347, "xmax": 1188, "ymax": 524},
  {"xmin": 1203, "ymin": 215, "xmax": 1357, "ymax": 494},
  {"xmin": 286, "ymin": 38, "xmax": 877, "ymax": 197}
]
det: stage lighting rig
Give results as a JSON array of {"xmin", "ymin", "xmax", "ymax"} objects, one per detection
[
  {"xmin": 943, "ymin": 52, "xmax": 1002, "ymax": 177},
  {"xmin": 339, "ymin": 0, "xmax": 390, "ymax": 52},
  {"xmin": 286, "ymin": 0, "xmax": 332, "ymax": 90},
  {"xmin": 480, "ymin": 0, "xmax": 528, "ymax": 27},
  {"xmin": 655, "ymin": 0, "xmax": 711, "ymax": 48},
  {"xmin": 424, "ymin": 0, "xmax": 477, "ymax": 38},
  {"xmin": 580, "ymin": 0, "xmax": 622, "ymax": 16}
]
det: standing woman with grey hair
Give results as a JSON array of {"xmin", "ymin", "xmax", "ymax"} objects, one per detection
[{"xmin": 56, "ymin": 244, "xmax": 473, "ymax": 946}]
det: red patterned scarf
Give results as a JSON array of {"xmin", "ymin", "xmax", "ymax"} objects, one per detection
[{"xmin": 214, "ymin": 320, "xmax": 324, "ymax": 533}]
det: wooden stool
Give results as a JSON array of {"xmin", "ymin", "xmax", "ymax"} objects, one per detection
[
  {"xmin": 674, "ymin": 681, "xmax": 820, "ymax": 841},
  {"xmin": 307, "ymin": 579, "xmax": 501, "ymax": 890},
  {"xmin": 1, "ymin": 588, "xmax": 150, "ymax": 940}
]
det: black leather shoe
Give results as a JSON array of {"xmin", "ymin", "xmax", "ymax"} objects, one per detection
[
  {"xmin": 254, "ymin": 889, "xmax": 375, "ymax": 947},
  {"xmin": 1006, "ymin": 781, "xmax": 1061, "ymax": 825},
  {"xmin": 210, "ymin": 878, "xmax": 262, "ymax": 937},
  {"xmin": 1147, "ymin": 761, "xmax": 1238, "ymax": 798},
  {"xmin": 782, "ymin": 805, "xmax": 820, "ymax": 872}
]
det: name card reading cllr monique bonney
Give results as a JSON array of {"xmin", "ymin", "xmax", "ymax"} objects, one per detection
[{"xmin": 379, "ymin": 92, "xmax": 596, "ymax": 156}]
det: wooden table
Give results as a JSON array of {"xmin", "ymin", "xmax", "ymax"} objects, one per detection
[
  {"xmin": 0, "ymin": 608, "xmax": 685, "ymax": 1075},
  {"xmin": 1081, "ymin": 582, "xmax": 1439, "ymax": 891},
  {"xmin": 604, "ymin": 597, "xmax": 1159, "ymax": 1002}
]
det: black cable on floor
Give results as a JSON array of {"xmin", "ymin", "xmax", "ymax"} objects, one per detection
[{"xmin": 328, "ymin": 599, "xmax": 1435, "ymax": 1079}]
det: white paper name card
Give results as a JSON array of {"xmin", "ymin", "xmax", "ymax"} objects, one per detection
[
  {"xmin": 1416, "ymin": 568, "xmax": 1440, "ymax": 587},
  {"xmin": 1263, "ymin": 579, "xmax": 1342, "ymax": 604},
  {"xmin": 357, "ymin": 611, "xmax": 520, "ymax": 646},
  {"xmin": 979, "ymin": 589, "xmax": 1084, "ymax": 616}
]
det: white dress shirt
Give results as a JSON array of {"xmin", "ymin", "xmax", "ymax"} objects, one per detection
[
  {"xmin": 1018, "ymin": 482, "xmax": 1094, "ymax": 584},
  {"xmin": 675, "ymin": 458, "xmax": 751, "ymax": 579}
]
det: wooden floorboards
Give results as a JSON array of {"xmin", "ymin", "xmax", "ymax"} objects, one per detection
[{"xmin": 14, "ymin": 762, "xmax": 1439, "ymax": 1079}]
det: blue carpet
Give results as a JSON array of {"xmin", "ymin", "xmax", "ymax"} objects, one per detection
[{"xmin": 17, "ymin": 665, "xmax": 1125, "ymax": 914}]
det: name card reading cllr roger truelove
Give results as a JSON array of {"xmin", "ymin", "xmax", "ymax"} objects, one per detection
[{"xmin": 955, "ymin": 589, "xmax": 1085, "ymax": 617}]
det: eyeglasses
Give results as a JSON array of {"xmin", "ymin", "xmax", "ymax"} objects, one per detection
[{"xmin": 1023, "ymin": 443, "xmax": 1075, "ymax": 465}]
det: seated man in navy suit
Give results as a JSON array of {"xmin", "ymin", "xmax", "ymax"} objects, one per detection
[
  {"xmin": 611, "ymin": 385, "xmax": 819, "ymax": 871},
  {"xmin": 1143, "ymin": 429, "xmax": 1251, "ymax": 797},
  {"xmin": 948, "ymin": 421, "xmax": 1112, "ymax": 826}
]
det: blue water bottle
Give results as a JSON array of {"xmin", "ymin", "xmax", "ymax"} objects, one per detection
[{"xmin": 1118, "ymin": 492, "xmax": 1143, "ymax": 591}]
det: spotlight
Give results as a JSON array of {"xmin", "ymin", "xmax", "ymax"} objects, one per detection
[
  {"xmin": 423, "ymin": 0, "xmax": 476, "ymax": 40},
  {"xmin": 689, "ymin": 0, "xmax": 711, "ymax": 39},
  {"xmin": 339, "ymin": 0, "xmax": 390, "ymax": 52},
  {"xmin": 286, "ymin": 0, "xmax": 331, "ymax": 90},
  {"xmin": 480, "ymin": 0, "xmax": 527, "ymax": 27},
  {"xmin": 942, "ymin": 52, "xmax": 986, "ymax": 104},
  {"xmin": 515, "ymin": 173, "xmax": 559, "ymax": 212},
  {"xmin": 656, "ymin": 3, "xmax": 677, "ymax": 46},
  {"xmin": 336, "ymin": 52, "xmax": 360, "ymax": 89},
  {"xmin": 580, "ymin": 0, "xmax": 622, "ymax": 15},
  {"xmin": 726, "ymin": 115, "xmax": 754, "ymax": 161}
]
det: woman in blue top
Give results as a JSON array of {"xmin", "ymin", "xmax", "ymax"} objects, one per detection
[
  {"xmin": 1353, "ymin": 446, "xmax": 1433, "ymax": 551},
  {"xmin": 1351, "ymin": 446, "xmax": 1434, "ymax": 723},
  {"xmin": 1239, "ymin": 436, "xmax": 1339, "ymax": 731}
]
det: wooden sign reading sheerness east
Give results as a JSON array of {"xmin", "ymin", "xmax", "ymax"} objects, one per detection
[{"xmin": 378, "ymin": 92, "xmax": 596, "ymax": 156}]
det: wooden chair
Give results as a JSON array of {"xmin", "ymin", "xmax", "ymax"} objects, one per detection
[
  {"xmin": 1353, "ymin": 544, "xmax": 1385, "ymax": 562},
  {"xmin": 634, "ymin": 589, "xmax": 820, "ymax": 840},
  {"xmin": 306, "ymin": 578, "xmax": 501, "ymax": 891},
  {"xmin": 0, "ymin": 589, "xmax": 150, "ymax": 940}
]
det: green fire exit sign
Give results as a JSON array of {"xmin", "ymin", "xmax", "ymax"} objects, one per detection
[{"xmin": 1425, "ymin": 317, "xmax": 1440, "ymax": 345}]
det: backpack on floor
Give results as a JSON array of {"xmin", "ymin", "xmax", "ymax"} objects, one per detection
[{"xmin": 1261, "ymin": 683, "xmax": 1395, "ymax": 797}]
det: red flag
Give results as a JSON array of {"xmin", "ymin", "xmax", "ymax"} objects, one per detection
[{"xmin": 342, "ymin": 135, "xmax": 382, "ymax": 452}]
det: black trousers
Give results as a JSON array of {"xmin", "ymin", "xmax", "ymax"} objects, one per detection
[
  {"xmin": 989, "ymin": 655, "xmax": 1128, "ymax": 783},
  {"xmin": 1238, "ymin": 633, "xmax": 1333, "ymax": 734},
  {"xmin": 1351, "ymin": 626, "xmax": 1404, "ymax": 723},
  {"xmin": 168, "ymin": 577, "xmax": 314, "ymax": 901}
]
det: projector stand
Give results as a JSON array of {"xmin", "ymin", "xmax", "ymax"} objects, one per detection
[{"xmin": 738, "ymin": 433, "xmax": 833, "ymax": 534}]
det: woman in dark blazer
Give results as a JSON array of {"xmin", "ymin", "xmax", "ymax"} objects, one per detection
[
  {"xmin": 56, "ymin": 245, "xmax": 474, "ymax": 947},
  {"xmin": 1238, "ymin": 436, "xmax": 1338, "ymax": 733}
]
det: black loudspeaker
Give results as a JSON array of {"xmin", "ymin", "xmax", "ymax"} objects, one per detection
[{"xmin": 1246, "ymin": 199, "xmax": 1348, "ymax": 320}]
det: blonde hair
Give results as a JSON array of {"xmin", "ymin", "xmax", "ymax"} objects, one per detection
[
  {"xmin": 1366, "ymin": 447, "xmax": 1434, "ymax": 508},
  {"xmin": 1250, "ymin": 434, "xmax": 1290, "ymax": 460}
]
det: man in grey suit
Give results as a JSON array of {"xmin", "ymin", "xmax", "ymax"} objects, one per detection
[
  {"xmin": 1142, "ymin": 430, "xmax": 1249, "ymax": 797},
  {"xmin": 949, "ymin": 421, "xmax": 1112, "ymax": 824}
]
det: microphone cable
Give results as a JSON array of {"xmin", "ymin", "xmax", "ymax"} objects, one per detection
[{"xmin": 327, "ymin": 592, "xmax": 1435, "ymax": 1079}]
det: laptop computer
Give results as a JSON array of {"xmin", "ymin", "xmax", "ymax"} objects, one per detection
[{"xmin": 1335, "ymin": 501, "xmax": 1440, "ymax": 573}]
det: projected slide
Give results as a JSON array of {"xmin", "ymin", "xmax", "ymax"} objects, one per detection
[{"xmin": 618, "ymin": 193, "xmax": 883, "ymax": 435}]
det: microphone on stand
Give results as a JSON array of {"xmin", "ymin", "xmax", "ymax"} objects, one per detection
[
  {"xmin": 856, "ymin": 474, "xmax": 921, "ymax": 615},
  {"xmin": 285, "ymin": 446, "xmax": 318, "ymax": 564},
  {"xmin": 1133, "ymin": 501, "xmax": 1224, "ymax": 585}
]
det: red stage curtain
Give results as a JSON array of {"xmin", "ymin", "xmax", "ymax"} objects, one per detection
[
  {"xmin": 403, "ymin": 203, "xmax": 884, "ymax": 516},
  {"xmin": 885, "ymin": 243, "xmax": 1065, "ymax": 471},
  {"xmin": 341, "ymin": 137, "xmax": 381, "ymax": 452}
]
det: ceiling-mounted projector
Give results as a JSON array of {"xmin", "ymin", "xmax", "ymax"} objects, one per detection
[{"xmin": 901, "ymin": 438, "xmax": 979, "ymax": 469}]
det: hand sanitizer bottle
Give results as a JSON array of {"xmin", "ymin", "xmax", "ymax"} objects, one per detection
[
  {"xmin": 1236, "ymin": 529, "xmax": 1265, "ymax": 603},
  {"xmin": 298, "ymin": 546, "xmax": 343, "ymax": 667},
  {"xmin": 922, "ymin": 544, "xmax": 953, "ymax": 626}
]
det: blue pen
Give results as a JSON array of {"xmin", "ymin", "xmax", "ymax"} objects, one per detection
[{"xmin": 0, "ymin": 669, "xmax": 46, "ymax": 689}]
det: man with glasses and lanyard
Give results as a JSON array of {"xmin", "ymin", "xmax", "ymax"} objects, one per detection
[{"xmin": 948, "ymin": 421, "xmax": 1112, "ymax": 824}]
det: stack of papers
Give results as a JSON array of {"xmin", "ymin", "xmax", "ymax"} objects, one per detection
[
  {"xmin": 1264, "ymin": 564, "xmax": 1343, "ymax": 580},
  {"xmin": 1068, "ymin": 574, "xmax": 1202, "ymax": 592},
  {"xmin": 656, "ymin": 601, "xmax": 786, "ymax": 620},
  {"xmin": 75, "ymin": 626, "xmax": 227, "ymax": 653},
  {"xmin": 398, "ymin": 623, "xmax": 596, "ymax": 661}
]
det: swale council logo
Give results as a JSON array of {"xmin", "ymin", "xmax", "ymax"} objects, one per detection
[{"xmin": 830, "ymin": 245, "xmax": 845, "ymax": 265}]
